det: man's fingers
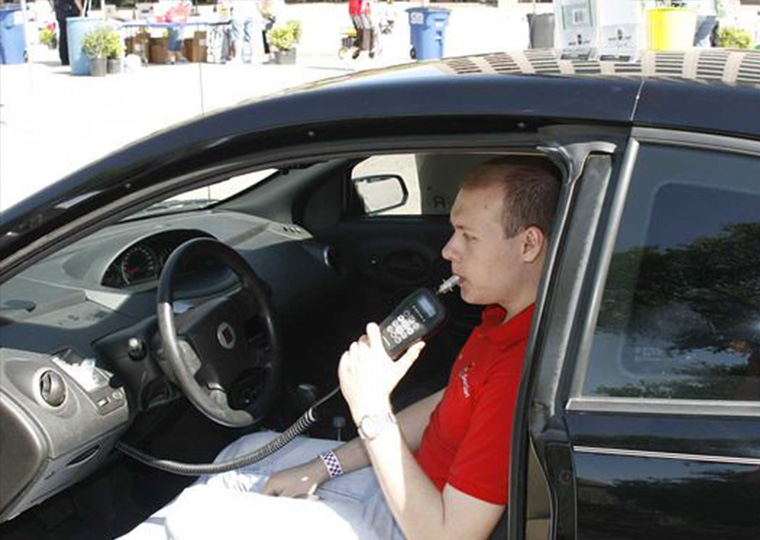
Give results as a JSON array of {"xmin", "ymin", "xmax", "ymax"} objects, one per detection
[
  {"xmin": 395, "ymin": 341, "xmax": 425, "ymax": 376},
  {"xmin": 366, "ymin": 322, "xmax": 383, "ymax": 350}
]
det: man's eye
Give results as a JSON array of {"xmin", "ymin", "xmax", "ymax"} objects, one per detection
[{"xmin": 463, "ymin": 233, "xmax": 475, "ymax": 242}]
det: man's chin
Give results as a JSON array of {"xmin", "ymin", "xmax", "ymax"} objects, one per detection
[
  {"xmin": 459, "ymin": 286, "xmax": 479, "ymax": 305},
  {"xmin": 459, "ymin": 286, "xmax": 497, "ymax": 307}
]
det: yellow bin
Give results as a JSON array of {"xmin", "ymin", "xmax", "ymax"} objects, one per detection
[{"xmin": 648, "ymin": 8, "xmax": 698, "ymax": 51}]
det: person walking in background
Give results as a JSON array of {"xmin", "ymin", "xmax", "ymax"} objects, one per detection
[
  {"xmin": 229, "ymin": 0, "xmax": 264, "ymax": 63},
  {"xmin": 348, "ymin": 0, "xmax": 377, "ymax": 59},
  {"xmin": 52, "ymin": 0, "xmax": 83, "ymax": 65},
  {"xmin": 686, "ymin": 0, "xmax": 721, "ymax": 47},
  {"xmin": 259, "ymin": 0, "xmax": 279, "ymax": 58}
]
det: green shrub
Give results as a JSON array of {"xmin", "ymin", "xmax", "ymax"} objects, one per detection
[
  {"xmin": 105, "ymin": 28, "xmax": 124, "ymax": 58},
  {"xmin": 268, "ymin": 19, "xmax": 302, "ymax": 51},
  {"xmin": 718, "ymin": 26, "xmax": 753, "ymax": 49},
  {"xmin": 82, "ymin": 26, "xmax": 119, "ymax": 59}
]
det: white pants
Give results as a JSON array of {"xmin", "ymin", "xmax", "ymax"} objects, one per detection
[{"xmin": 118, "ymin": 432, "xmax": 405, "ymax": 540}]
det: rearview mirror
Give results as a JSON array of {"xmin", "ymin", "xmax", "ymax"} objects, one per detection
[{"xmin": 353, "ymin": 174, "xmax": 409, "ymax": 216}]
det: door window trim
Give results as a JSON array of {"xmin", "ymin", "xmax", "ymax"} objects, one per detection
[
  {"xmin": 572, "ymin": 444, "xmax": 760, "ymax": 466},
  {"xmin": 567, "ymin": 396, "xmax": 760, "ymax": 417}
]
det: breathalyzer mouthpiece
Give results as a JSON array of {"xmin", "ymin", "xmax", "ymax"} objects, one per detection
[{"xmin": 436, "ymin": 275, "xmax": 460, "ymax": 295}]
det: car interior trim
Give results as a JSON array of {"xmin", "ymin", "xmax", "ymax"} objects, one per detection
[
  {"xmin": 566, "ymin": 397, "xmax": 760, "ymax": 418},
  {"xmin": 573, "ymin": 445, "xmax": 760, "ymax": 466}
]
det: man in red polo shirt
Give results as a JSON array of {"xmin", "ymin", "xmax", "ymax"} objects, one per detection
[
  {"xmin": 263, "ymin": 157, "xmax": 560, "ymax": 537},
  {"xmin": 156, "ymin": 157, "xmax": 560, "ymax": 540}
]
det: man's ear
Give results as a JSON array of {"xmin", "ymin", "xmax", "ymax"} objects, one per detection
[{"xmin": 521, "ymin": 226, "xmax": 545, "ymax": 263}]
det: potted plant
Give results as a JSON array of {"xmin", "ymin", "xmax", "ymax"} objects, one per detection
[
  {"xmin": 39, "ymin": 23, "xmax": 57, "ymax": 50},
  {"xmin": 105, "ymin": 28, "xmax": 124, "ymax": 74},
  {"xmin": 82, "ymin": 26, "xmax": 112, "ymax": 76},
  {"xmin": 268, "ymin": 19, "xmax": 301, "ymax": 65}
]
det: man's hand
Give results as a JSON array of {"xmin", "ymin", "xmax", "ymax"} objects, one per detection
[
  {"xmin": 338, "ymin": 323, "xmax": 425, "ymax": 424},
  {"xmin": 262, "ymin": 459, "xmax": 328, "ymax": 498}
]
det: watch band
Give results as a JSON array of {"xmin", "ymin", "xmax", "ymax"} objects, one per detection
[{"xmin": 358, "ymin": 411, "xmax": 397, "ymax": 441}]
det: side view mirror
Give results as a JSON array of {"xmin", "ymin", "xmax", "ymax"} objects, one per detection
[{"xmin": 352, "ymin": 174, "xmax": 409, "ymax": 215}]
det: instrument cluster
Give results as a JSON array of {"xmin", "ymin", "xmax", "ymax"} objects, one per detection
[{"xmin": 101, "ymin": 230, "xmax": 215, "ymax": 288}]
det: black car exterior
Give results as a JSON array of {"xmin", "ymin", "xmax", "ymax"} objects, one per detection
[{"xmin": 1, "ymin": 50, "xmax": 759, "ymax": 540}]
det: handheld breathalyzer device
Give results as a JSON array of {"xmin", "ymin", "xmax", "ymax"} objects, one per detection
[{"xmin": 378, "ymin": 275, "xmax": 460, "ymax": 359}]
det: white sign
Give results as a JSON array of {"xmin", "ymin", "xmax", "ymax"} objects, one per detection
[
  {"xmin": 597, "ymin": 0, "xmax": 644, "ymax": 61},
  {"xmin": 556, "ymin": 0, "xmax": 596, "ymax": 58},
  {"xmin": 555, "ymin": 0, "xmax": 645, "ymax": 61}
]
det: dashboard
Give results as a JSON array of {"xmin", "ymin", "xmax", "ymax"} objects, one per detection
[{"xmin": 0, "ymin": 209, "xmax": 343, "ymax": 522}]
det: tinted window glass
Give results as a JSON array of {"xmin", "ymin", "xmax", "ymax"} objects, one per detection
[{"xmin": 583, "ymin": 145, "xmax": 760, "ymax": 401}]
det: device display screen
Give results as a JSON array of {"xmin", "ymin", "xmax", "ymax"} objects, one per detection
[{"xmin": 416, "ymin": 296, "xmax": 436, "ymax": 318}]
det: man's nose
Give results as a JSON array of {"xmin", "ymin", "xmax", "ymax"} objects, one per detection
[{"xmin": 441, "ymin": 234, "xmax": 457, "ymax": 262}]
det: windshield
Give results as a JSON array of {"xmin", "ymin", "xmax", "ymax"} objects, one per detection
[{"xmin": 125, "ymin": 168, "xmax": 277, "ymax": 220}]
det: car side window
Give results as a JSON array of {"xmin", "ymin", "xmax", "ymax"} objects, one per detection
[
  {"xmin": 582, "ymin": 145, "xmax": 760, "ymax": 402},
  {"xmin": 350, "ymin": 153, "xmax": 500, "ymax": 217}
]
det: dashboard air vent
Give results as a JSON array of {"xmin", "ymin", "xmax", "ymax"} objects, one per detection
[{"xmin": 38, "ymin": 370, "xmax": 66, "ymax": 407}]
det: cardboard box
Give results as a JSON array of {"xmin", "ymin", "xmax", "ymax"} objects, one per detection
[
  {"xmin": 184, "ymin": 31, "xmax": 207, "ymax": 63},
  {"xmin": 149, "ymin": 36, "xmax": 170, "ymax": 64},
  {"xmin": 126, "ymin": 31, "xmax": 151, "ymax": 63}
]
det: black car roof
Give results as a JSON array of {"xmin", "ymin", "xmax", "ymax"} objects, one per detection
[
  {"xmin": 431, "ymin": 49, "xmax": 760, "ymax": 137},
  {"xmin": 301, "ymin": 48, "xmax": 760, "ymax": 137}
]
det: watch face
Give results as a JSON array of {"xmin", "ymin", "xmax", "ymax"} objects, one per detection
[
  {"xmin": 360, "ymin": 416, "xmax": 378, "ymax": 438},
  {"xmin": 360, "ymin": 413, "xmax": 394, "ymax": 439}
]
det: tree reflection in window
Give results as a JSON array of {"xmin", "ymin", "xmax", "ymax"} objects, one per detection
[{"xmin": 588, "ymin": 187, "xmax": 760, "ymax": 401}]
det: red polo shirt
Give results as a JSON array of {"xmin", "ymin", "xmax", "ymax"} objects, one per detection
[
  {"xmin": 414, "ymin": 304, "xmax": 534, "ymax": 505},
  {"xmin": 349, "ymin": 0, "xmax": 370, "ymax": 15}
]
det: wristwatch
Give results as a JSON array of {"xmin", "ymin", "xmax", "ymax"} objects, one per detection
[{"xmin": 357, "ymin": 411, "xmax": 397, "ymax": 441}]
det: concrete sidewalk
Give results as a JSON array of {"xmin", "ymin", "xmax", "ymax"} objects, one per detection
[{"xmin": 0, "ymin": 2, "xmax": 535, "ymax": 211}]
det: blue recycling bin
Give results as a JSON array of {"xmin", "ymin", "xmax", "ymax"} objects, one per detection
[
  {"xmin": 67, "ymin": 17, "xmax": 103, "ymax": 75},
  {"xmin": 406, "ymin": 7, "xmax": 450, "ymax": 60},
  {"xmin": 0, "ymin": 4, "xmax": 26, "ymax": 65}
]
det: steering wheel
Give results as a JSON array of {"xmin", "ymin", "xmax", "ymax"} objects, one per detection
[{"xmin": 156, "ymin": 238, "xmax": 281, "ymax": 428}]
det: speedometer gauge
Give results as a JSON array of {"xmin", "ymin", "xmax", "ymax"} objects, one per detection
[{"xmin": 120, "ymin": 245, "xmax": 160, "ymax": 285}]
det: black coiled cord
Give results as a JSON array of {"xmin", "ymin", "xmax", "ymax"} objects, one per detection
[{"xmin": 116, "ymin": 387, "xmax": 341, "ymax": 476}]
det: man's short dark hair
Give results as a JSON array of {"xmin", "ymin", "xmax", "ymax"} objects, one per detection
[{"xmin": 461, "ymin": 156, "xmax": 561, "ymax": 239}]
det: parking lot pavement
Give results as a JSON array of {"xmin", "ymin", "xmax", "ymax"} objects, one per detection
[{"xmin": 0, "ymin": 2, "xmax": 534, "ymax": 211}]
